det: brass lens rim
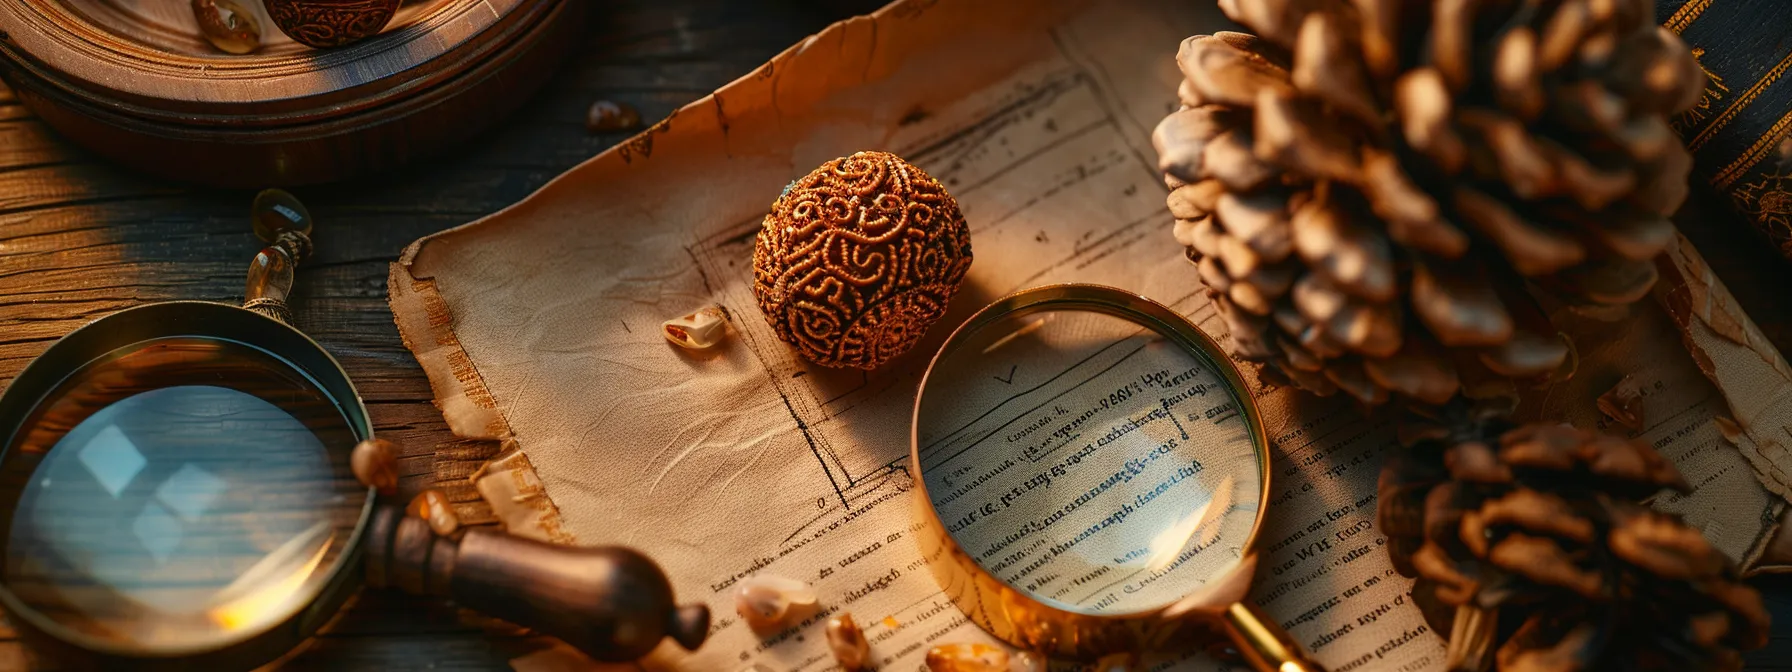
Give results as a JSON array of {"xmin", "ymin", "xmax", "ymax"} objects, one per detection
[
  {"xmin": 908, "ymin": 283, "xmax": 1273, "ymax": 656},
  {"xmin": 0, "ymin": 301, "xmax": 377, "ymax": 667}
]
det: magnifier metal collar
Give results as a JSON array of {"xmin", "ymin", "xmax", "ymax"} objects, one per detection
[{"xmin": 909, "ymin": 284, "xmax": 1319, "ymax": 671}]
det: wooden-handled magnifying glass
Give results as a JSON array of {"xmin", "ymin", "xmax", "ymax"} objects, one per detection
[
  {"xmin": 0, "ymin": 191, "xmax": 709, "ymax": 670},
  {"xmin": 910, "ymin": 285, "xmax": 1323, "ymax": 670}
]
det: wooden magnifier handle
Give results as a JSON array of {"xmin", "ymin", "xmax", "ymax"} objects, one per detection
[
  {"xmin": 362, "ymin": 504, "xmax": 711, "ymax": 662},
  {"xmin": 1219, "ymin": 601, "xmax": 1326, "ymax": 672},
  {"xmin": 240, "ymin": 195, "xmax": 710, "ymax": 661}
]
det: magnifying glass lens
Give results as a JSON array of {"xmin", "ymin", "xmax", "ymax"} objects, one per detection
[
  {"xmin": 918, "ymin": 306, "xmax": 1262, "ymax": 614},
  {"xmin": 0, "ymin": 336, "xmax": 365, "ymax": 652}
]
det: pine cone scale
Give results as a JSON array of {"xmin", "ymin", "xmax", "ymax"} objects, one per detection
[
  {"xmin": 1452, "ymin": 186, "xmax": 1587, "ymax": 276},
  {"xmin": 1290, "ymin": 11, "xmax": 1381, "ymax": 125},
  {"xmin": 1291, "ymin": 197, "xmax": 1397, "ymax": 300},
  {"xmin": 1178, "ymin": 34, "xmax": 1294, "ymax": 109},
  {"xmin": 1484, "ymin": 532, "xmax": 1605, "ymax": 599},
  {"xmin": 1411, "ymin": 262, "xmax": 1514, "ymax": 347},
  {"xmin": 1255, "ymin": 92, "xmax": 1365, "ymax": 183},
  {"xmin": 1493, "ymin": 26, "xmax": 1546, "ymax": 121}
]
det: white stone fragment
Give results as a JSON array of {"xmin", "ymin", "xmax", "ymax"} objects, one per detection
[
  {"xmin": 662, "ymin": 305, "xmax": 731, "ymax": 349},
  {"xmin": 733, "ymin": 574, "xmax": 817, "ymax": 630}
]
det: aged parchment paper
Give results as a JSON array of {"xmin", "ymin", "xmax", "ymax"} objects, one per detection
[{"xmin": 388, "ymin": 0, "xmax": 1792, "ymax": 668}]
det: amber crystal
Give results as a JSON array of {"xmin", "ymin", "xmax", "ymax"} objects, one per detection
[
  {"xmin": 191, "ymin": 0, "xmax": 261, "ymax": 54},
  {"xmin": 825, "ymin": 613, "xmax": 872, "ymax": 671},
  {"xmin": 407, "ymin": 489, "xmax": 459, "ymax": 536}
]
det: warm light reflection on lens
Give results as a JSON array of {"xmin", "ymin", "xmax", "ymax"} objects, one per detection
[
  {"xmin": 980, "ymin": 314, "xmax": 1054, "ymax": 354},
  {"xmin": 1145, "ymin": 475, "xmax": 1233, "ymax": 571},
  {"xmin": 207, "ymin": 524, "xmax": 333, "ymax": 632}
]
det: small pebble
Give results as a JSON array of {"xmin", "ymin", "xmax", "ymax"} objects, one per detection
[
  {"xmin": 1010, "ymin": 651, "xmax": 1046, "ymax": 672},
  {"xmin": 825, "ymin": 612, "xmax": 871, "ymax": 671},
  {"xmin": 350, "ymin": 438, "xmax": 399, "ymax": 494},
  {"xmin": 587, "ymin": 100, "xmax": 643, "ymax": 133},
  {"xmin": 734, "ymin": 574, "xmax": 818, "ymax": 631},
  {"xmin": 192, "ymin": 0, "xmax": 260, "ymax": 54},
  {"xmin": 1596, "ymin": 374, "xmax": 1646, "ymax": 432},
  {"xmin": 925, "ymin": 643, "xmax": 1008, "ymax": 672},
  {"xmin": 408, "ymin": 489, "xmax": 460, "ymax": 536},
  {"xmin": 663, "ymin": 306, "xmax": 730, "ymax": 350}
]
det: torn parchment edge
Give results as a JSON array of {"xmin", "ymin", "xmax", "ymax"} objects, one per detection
[
  {"xmin": 1654, "ymin": 233, "xmax": 1792, "ymax": 499},
  {"xmin": 388, "ymin": 264, "xmax": 577, "ymax": 544},
  {"xmin": 473, "ymin": 445, "xmax": 576, "ymax": 545},
  {"xmin": 1654, "ymin": 233, "xmax": 1792, "ymax": 573}
]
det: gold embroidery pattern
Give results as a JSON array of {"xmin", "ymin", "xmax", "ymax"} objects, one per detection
[
  {"xmin": 1673, "ymin": 47, "xmax": 1731, "ymax": 135},
  {"xmin": 752, "ymin": 151, "xmax": 973, "ymax": 369},
  {"xmin": 1716, "ymin": 107, "xmax": 1792, "ymax": 188},
  {"xmin": 1731, "ymin": 170, "xmax": 1792, "ymax": 258},
  {"xmin": 1664, "ymin": 0, "xmax": 1713, "ymax": 34},
  {"xmin": 1690, "ymin": 49, "xmax": 1792, "ymax": 152}
]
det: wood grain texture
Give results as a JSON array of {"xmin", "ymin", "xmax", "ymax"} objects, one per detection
[{"xmin": 0, "ymin": 0, "xmax": 1789, "ymax": 668}]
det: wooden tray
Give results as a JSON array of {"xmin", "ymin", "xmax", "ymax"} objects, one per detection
[{"xmin": 0, "ymin": 0, "xmax": 584, "ymax": 187}]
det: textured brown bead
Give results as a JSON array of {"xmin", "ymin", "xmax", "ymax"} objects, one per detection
[
  {"xmin": 752, "ymin": 151, "xmax": 972, "ymax": 369},
  {"xmin": 264, "ymin": 0, "xmax": 399, "ymax": 49},
  {"xmin": 350, "ymin": 438, "xmax": 399, "ymax": 494}
]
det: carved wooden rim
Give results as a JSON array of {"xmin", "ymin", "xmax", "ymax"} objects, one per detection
[{"xmin": 0, "ymin": 0, "xmax": 538, "ymax": 120}]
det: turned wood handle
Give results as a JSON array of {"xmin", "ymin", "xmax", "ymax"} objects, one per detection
[{"xmin": 363, "ymin": 504, "xmax": 711, "ymax": 662}]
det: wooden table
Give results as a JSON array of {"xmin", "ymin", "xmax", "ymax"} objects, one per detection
[{"xmin": 0, "ymin": 0, "xmax": 1790, "ymax": 669}]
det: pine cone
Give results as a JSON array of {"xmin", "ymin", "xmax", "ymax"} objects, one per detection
[
  {"xmin": 1378, "ymin": 402, "xmax": 1769, "ymax": 671},
  {"xmin": 1155, "ymin": 0, "xmax": 1705, "ymax": 404}
]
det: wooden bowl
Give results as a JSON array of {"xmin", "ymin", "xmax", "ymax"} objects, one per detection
[{"xmin": 0, "ymin": 0, "xmax": 584, "ymax": 187}]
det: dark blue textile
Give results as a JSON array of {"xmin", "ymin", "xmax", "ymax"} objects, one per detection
[{"xmin": 1659, "ymin": 0, "xmax": 1792, "ymax": 256}]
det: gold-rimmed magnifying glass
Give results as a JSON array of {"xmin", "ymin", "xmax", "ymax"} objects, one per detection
[{"xmin": 911, "ymin": 284, "xmax": 1322, "ymax": 671}]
